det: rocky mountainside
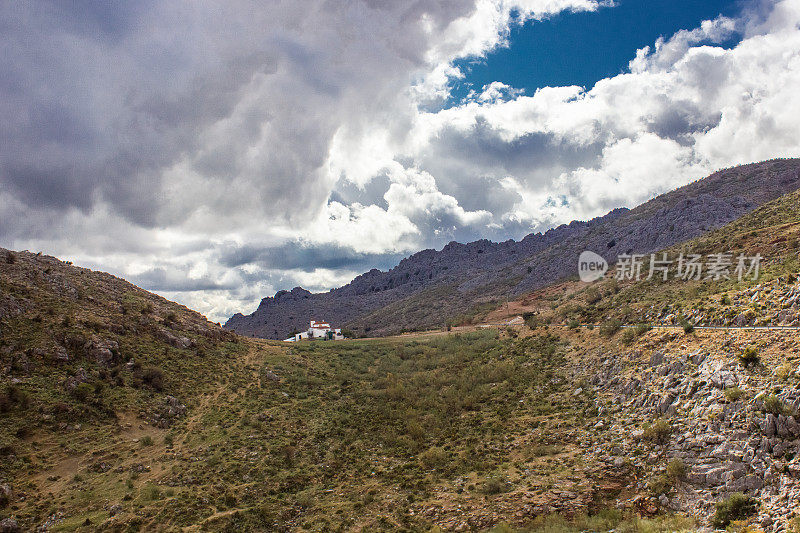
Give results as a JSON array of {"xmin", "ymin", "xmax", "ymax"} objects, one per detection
[
  {"xmin": 226, "ymin": 158, "xmax": 800, "ymax": 339},
  {"xmin": 566, "ymin": 318, "xmax": 800, "ymax": 530}
]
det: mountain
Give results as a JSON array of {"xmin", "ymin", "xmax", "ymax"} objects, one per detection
[
  {"xmin": 225, "ymin": 158, "xmax": 800, "ymax": 339},
  {"xmin": 3, "ymin": 191, "xmax": 800, "ymax": 529}
]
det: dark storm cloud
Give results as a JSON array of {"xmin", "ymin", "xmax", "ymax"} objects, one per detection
[
  {"xmin": 130, "ymin": 267, "xmax": 235, "ymax": 292},
  {"xmin": 644, "ymin": 101, "xmax": 722, "ymax": 143},
  {"xmin": 414, "ymin": 122, "xmax": 604, "ymax": 213},
  {"xmin": 219, "ymin": 242, "xmax": 404, "ymax": 273}
]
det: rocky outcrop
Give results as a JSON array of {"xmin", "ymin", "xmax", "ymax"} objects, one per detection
[
  {"xmin": 149, "ymin": 395, "xmax": 187, "ymax": 428},
  {"xmin": 581, "ymin": 338, "xmax": 800, "ymax": 529}
]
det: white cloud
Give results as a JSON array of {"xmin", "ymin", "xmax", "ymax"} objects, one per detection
[{"xmin": 2, "ymin": 0, "xmax": 800, "ymax": 322}]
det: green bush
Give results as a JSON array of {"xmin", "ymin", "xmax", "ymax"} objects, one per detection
[
  {"xmin": 711, "ymin": 493, "xmax": 757, "ymax": 529},
  {"xmin": 666, "ymin": 458, "xmax": 686, "ymax": 481},
  {"xmin": 621, "ymin": 329, "xmax": 637, "ymax": 345},
  {"xmin": 71, "ymin": 383, "xmax": 94, "ymax": 403},
  {"xmin": 643, "ymin": 419, "xmax": 672, "ymax": 445},
  {"xmin": 418, "ymin": 446, "xmax": 448, "ymax": 470},
  {"xmin": 143, "ymin": 483, "xmax": 161, "ymax": 501},
  {"xmin": 480, "ymin": 475, "xmax": 509, "ymax": 495},
  {"xmin": 738, "ymin": 346, "xmax": 760, "ymax": 368},
  {"xmin": 139, "ymin": 366, "xmax": 164, "ymax": 391},
  {"xmin": 763, "ymin": 394, "xmax": 791, "ymax": 416},
  {"xmin": 724, "ymin": 387, "xmax": 744, "ymax": 402},
  {"xmin": 648, "ymin": 473, "xmax": 671, "ymax": 496},
  {"xmin": 678, "ymin": 316, "xmax": 694, "ymax": 334},
  {"xmin": 584, "ymin": 288, "xmax": 602, "ymax": 305},
  {"xmin": 1, "ymin": 385, "xmax": 29, "ymax": 411},
  {"xmin": 567, "ymin": 319, "xmax": 581, "ymax": 330},
  {"xmin": 599, "ymin": 319, "xmax": 622, "ymax": 337},
  {"xmin": 140, "ymin": 436, "xmax": 154, "ymax": 447}
]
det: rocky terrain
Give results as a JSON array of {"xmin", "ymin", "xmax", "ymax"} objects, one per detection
[
  {"xmin": 573, "ymin": 322, "xmax": 800, "ymax": 531},
  {"xmin": 225, "ymin": 158, "xmax": 800, "ymax": 339}
]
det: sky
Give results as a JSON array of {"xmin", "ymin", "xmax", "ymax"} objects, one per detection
[{"xmin": 1, "ymin": 0, "xmax": 800, "ymax": 323}]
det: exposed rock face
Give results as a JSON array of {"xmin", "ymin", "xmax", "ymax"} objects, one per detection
[
  {"xmin": 226, "ymin": 159, "xmax": 800, "ymax": 339},
  {"xmin": 0, "ymin": 518, "xmax": 20, "ymax": 533},
  {"xmin": 84, "ymin": 336, "xmax": 120, "ymax": 367},
  {"xmin": 149, "ymin": 395, "xmax": 187, "ymax": 428},
  {"xmin": 581, "ymin": 332, "xmax": 800, "ymax": 529}
]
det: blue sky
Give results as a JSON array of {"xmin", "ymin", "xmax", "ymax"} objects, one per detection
[{"xmin": 450, "ymin": 0, "xmax": 744, "ymax": 104}]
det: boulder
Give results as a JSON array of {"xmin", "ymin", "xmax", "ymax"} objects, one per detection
[{"xmin": 84, "ymin": 336, "xmax": 120, "ymax": 367}]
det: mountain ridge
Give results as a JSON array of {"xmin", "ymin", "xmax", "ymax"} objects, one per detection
[{"xmin": 225, "ymin": 158, "xmax": 800, "ymax": 339}]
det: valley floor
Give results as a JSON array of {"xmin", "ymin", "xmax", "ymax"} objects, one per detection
[{"xmin": 4, "ymin": 323, "xmax": 800, "ymax": 531}]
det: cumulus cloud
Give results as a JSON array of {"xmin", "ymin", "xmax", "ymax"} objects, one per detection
[{"xmin": 2, "ymin": 0, "xmax": 800, "ymax": 321}]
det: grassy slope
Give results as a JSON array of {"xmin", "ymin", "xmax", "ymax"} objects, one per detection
[
  {"xmin": 1, "ymin": 248, "xmax": 640, "ymax": 531},
  {"xmin": 0, "ymin": 249, "xmax": 245, "ymax": 530},
  {"xmin": 529, "ymin": 188, "xmax": 800, "ymax": 327}
]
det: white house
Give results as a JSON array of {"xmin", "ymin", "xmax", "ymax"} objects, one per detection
[{"xmin": 283, "ymin": 320, "xmax": 344, "ymax": 342}]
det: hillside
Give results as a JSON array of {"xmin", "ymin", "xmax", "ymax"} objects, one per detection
[
  {"xmin": 517, "ymin": 187, "xmax": 800, "ymax": 329},
  {"xmin": 3, "ymin": 191, "xmax": 800, "ymax": 530},
  {"xmin": 225, "ymin": 158, "xmax": 800, "ymax": 339},
  {"xmin": 0, "ymin": 248, "xmax": 244, "ymax": 530},
  {"xmin": 0, "ymin": 247, "xmax": 681, "ymax": 531}
]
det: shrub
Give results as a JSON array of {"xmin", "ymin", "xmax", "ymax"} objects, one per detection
[
  {"xmin": 738, "ymin": 346, "xmax": 760, "ymax": 368},
  {"xmin": 164, "ymin": 434, "xmax": 174, "ymax": 446},
  {"xmin": 763, "ymin": 394, "xmax": 790, "ymax": 416},
  {"xmin": 724, "ymin": 387, "xmax": 744, "ymax": 402},
  {"xmin": 584, "ymin": 288, "xmax": 602, "ymax": 305},
  {"xmin": 140, "ymin": 436, "xmax": 154, "ymax": 447},
  {"xmin": 5, "ymin": 251, "xmax": 16, "ymax": 264},
  {"xmin": 678, "ymin": 316, "xmax": 694, "ymax": 334},
  {"xmin": 643, "ymin": 419, "xmax": 672, "ymax": 445},
  {"xmin": 0, "ymin": 399, "xmax": 11, "ymax": 419},
  {"xmin": 71, "ymin": 383, "xmax": 94, "ymax": 403},
  {"xmin": 140, "ymin": 366, "xmax": 164, "ymax": 391},
  {"xmin": 777, "ymin": 363, "xmax": 793, "ymax": 381},
  {"xmin": 712, "ymin": 493, "xmax": 757, "ymax": 529},
  {"xmin": 720, "ymin": 294, "xmax": 731, "ymax": 305},
  {"xmin": 1, "ymin": 385, "xmax": 29, "ymax": 412},
  {"xmin": 418, "ymin": 446, "xmax": 448, "ymax": 470},
  {"xmin": 567, "ymin": 319, "xmax": 581, "ymax": 330},
  {"xmin": 648, "ymin": 473, "xmax": 671, "ymax": 496},
  {"xmin": 523, "ymin": 312, "xmax": 540, "ymax": 329},
  {"xmin": 621, "ymin": 323, "xmax": 652, "ymax": 345},
  {"xmin": 143, "ymin": 483, "xmax": 161, "ymax": 501},
  {"xmin": 480, "ymin": 475, "xmax": 509, "ymax": 495},
  {"xmin": 621, "ymin": 329, "xmax": 637, "ymax": 345},
  {"xmin": 666, "ymin": 458, "xmax": 686, "ymax": 481},
  {"xmin": 599, "ymin": 319, "xmax": 622, "ymax": 337}
]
